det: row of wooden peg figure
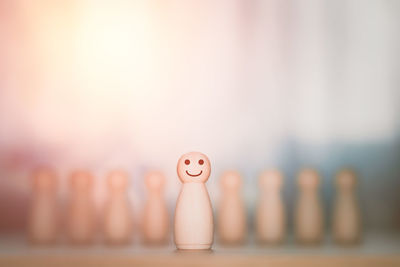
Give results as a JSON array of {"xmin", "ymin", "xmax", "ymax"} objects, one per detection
[{"xmin": 28, "ymin": 168, "xmax": 361, "ymax": 246}]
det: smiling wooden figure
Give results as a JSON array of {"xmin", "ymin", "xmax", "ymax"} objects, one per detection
[{"xmin": 174, "ymin": 152, "xmax": 213, "ymax": 250}]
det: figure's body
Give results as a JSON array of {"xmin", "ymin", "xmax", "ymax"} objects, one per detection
[
  {"xmin": 174, "ymin": 152, "xmax": 213, "ymax": 250},
  {"xmin": 255, "ymin": 170, "xmax": 286, "ymax": 244},
  {"xmin": 28, "ymin": 168, "xmax": 58, "ymax": 244},
  {"xmin": 218, "ymin": 170, "xmax": 246, "ymax": 245},
  {"xmin": 103, "ymin": 170, "xmax": 132, "ymax": 245},
  {"xmin": 142, "ymin": 171, "xmax": 169, "ymax": 245}
]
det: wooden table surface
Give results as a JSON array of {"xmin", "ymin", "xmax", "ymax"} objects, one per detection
[{"xmin": 1, "ymin": 231, "xmax": 399, "ymax": 267}]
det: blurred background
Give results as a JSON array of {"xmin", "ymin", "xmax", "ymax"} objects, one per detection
[{"xmin": 0, "ymin": 0, "xmax": 400, "ymax": 237}]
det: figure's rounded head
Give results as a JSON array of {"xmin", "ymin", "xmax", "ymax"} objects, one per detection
[
  {"xmin": 220, "ymin": 170, "xmax": 242, "ymax": 190},
  {"xmin": 259, "ymin": 169, "xmax": 283, "ymax": 189},
  {"xmin": 70, "ymin": 170, "xmax": 93, "ymax": 191},
  {"xmin": 145, "ymin": 171, "xmax": 165, "ymax": 190},
  {"xmin": 177, "ymin": 152, "xmax": 211, "ymax": 183},
  {"xmin": 107, "ymin": 170, "xmax": 129, "ymax": 191},
  {"xmin": 298, "ymin": 168, "xmax": 320, "ymax": 189},
  {"xmin": 33, "ymin": 168, "xmax": 57, "ymax": 191},
  {"xmin": 336, "ymin": 168, "xmax": 357, "ymax": 189}
]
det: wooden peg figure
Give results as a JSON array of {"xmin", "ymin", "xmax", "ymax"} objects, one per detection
[
  {"xmin": 218, "ymin": 170, "xmax": 247, "ymax": 245},
  {"xmin": 28, "ymin": 168, "xmax": 59, "ymax": 244},
  {"xmin": 294, "ymin": 168, "xmax": 324, "ymax": 244},
  {"xmin": 255, "ymin": 170, "xmax": 286, "ymax": 244},
  {"xmin": 67, "ymin": 170, "xmax": 96, "ymax": 244},
  {"xmin": 174, "ymin": 152, "xmax": 213, "ymax": 250},
  {"xmin": 103, "ymin": 170, "xmax": 133, "ymax": 245},
  {"xmin": 142, "ymin": 171, "xmax": 169, "ymax": 245},
  {"xmin": 333, "ymin": 169, "xmax": 361, "ymax": 244}
]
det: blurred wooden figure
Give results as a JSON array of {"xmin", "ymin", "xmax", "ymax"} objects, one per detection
[
  {"xmin": 28, "ymin": 168, "xmax": 58, "ymax": 244},
  {"xmin": 333, "ymin": 169, "xmax": 361, "ymax": 244},
  {"xmin": 217, "ymin": 170, "xmax": 246, "ymax": 245},
  {"xmin": 67, "ymin": 170, "xmax": 96, "ymax": 244},
  {"xmin": 174, "ymin": 152, "xmax": 213, "ymax": 250},
  {"xmin": 255, "ymin": 170, "xmax": 286, "ymax": 244},
  {"xmin": 295, "ymin": 168, "xmax": 324, "ymax": 244},
  {"xmin": 142, "ymin": 171, "xmax": 169, "ymax": 245},
  {"xmin": 104, "ymin": 170, "xmax": 133, "ymax": 245}
]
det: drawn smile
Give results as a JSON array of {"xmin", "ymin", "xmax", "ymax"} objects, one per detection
[{"xmin": 186, "ymin": 170, "xmax": 203, "ymax": 177}]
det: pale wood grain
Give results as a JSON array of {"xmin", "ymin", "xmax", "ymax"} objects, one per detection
[{"xmin": 1, "ymin": 254, "xmax": 400, "ymax": 267}]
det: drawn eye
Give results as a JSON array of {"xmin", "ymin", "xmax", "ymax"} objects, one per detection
[
  {"xmin": 198, "ymin": 159, "xmax": 204, "ymax": 165},
  {"xmin": 184, "ymin": 159, "xmax": 190, "ymax": 165}
]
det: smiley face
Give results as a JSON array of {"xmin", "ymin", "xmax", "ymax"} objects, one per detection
[{"xmin": 177, "ymin": 152, "xmax": 211, "ymax": 183}]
